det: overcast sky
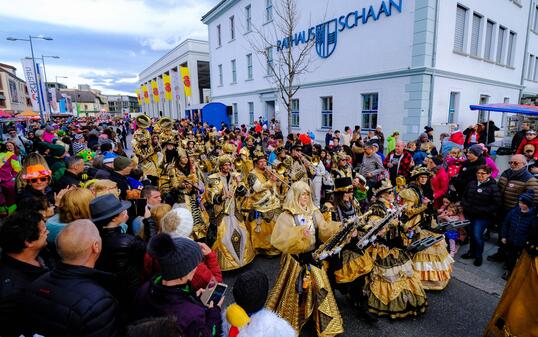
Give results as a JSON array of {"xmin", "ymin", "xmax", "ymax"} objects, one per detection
[{"xmin": 0, "ymin": 0, "xmax": 217, "ymax": 95}]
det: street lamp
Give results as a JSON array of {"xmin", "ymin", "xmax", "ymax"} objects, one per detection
[{"xmin": 7, "ymin": 35, "xmax": 53, "ymax": 122}]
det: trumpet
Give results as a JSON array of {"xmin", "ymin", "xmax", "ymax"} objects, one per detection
[{"xmin": 265, "ymin": 166, "xmax": 291, "ymax": 188}]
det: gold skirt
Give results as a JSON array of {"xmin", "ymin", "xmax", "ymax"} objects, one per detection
[
  {"xmin": 266, "ymin": 254, "xmax": 344, "ymax": 337},
  {"xmin": 334, "ymin": 249, "xmax": 374, "ymax": 284},
  {"xmin": 412, "ymin": 230, "xmax": 454, "ymax": 290},
  {"xmin": 212, "ymin": 215, "xmax": 255, "ymax": 271},
  {"xmin": 483, "ymin": 251, "xmax": 538, "ymax": 337},
  {"xmin": 366, "ymin": 246, "xmax": 427, "ymax": 319},
  {"xmin": 247, "ymin": 216, "xmax": 280, "ymax": 256}
]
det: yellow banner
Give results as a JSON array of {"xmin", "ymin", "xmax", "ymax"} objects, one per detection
[
  {"xmin": 163, "ymin": 74, "xmax": 172, "ymax": 101},
  {"xmin": 135, "ymin": 88, "xmax": 142, "ymax": 105},
  {"xmin": 142, "ymin": 85, "xmax": 150, "ymax": 104},
  {"xmin": 151, "ymin": 80, "xmax": 160, "ymax": 103},
  {"xmin": 180, "ymin": 66, "xmax": 192, "ymax": 97}
]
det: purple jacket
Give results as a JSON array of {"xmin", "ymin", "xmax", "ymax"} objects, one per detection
[{"xmin": 133, "ymin": 277, "xmax": 222, "ymax": 337}]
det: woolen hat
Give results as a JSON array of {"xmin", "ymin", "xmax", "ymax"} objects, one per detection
[
  {"xmin": 519, "ymin": 190, "xmax": 534, "ymax": 207},
  {"xmin": 114, "ymin": 156, "xmax": 132, "ymax": 171},
  {"xmin": 103, "ymin": 152, "xmax": 118, "ymax": 164},
  {"xmin": 90, "ymin": 194, "xmax": 131, "ymax": 223},
  {"xmin": 233, "ymin": 270, "xmax": 269, "ymax": 314},
  {"xmin": 161, "ymin": 207, "xmax": 194, "ymax": 239},
  {"xmin": 148, "ymin": 234, "xmax": 203, "ymax": 281},
  {"xmin": 468, "ymin": 144, "xmax": 483, "ymax": 157}
]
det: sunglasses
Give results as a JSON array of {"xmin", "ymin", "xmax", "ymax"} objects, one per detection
[{"xmin": 29, "ymin": 177, "xmax": 49, "ymax": 183}]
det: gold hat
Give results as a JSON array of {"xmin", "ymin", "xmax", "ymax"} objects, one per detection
[
  {"xmin": 373, "ymin": 179, "xmax": 393, "ymax": 196},
  {"xmin": 239, "ymin": 147, "xmax": 250, "ymax": 158},
  {"xmin": 218, "ymin": 154, "xmax": 233, "ymax": 167},
  {"xmin": 410, "ymin": 166, "xmax": 432, "ymax": 180},
  {"xmin": 178, "ymin": 147, "xmax": 187, "ymax": 158},
  {"xmin": 222, "ymin": 143, "xmax": 236, "ymax": 154}
]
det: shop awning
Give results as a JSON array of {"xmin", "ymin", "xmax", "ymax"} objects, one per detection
[{"xmin": 470, "ymin": 103, "xmax": 538, "ymax": 116}]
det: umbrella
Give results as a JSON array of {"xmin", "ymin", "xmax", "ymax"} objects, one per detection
[{"xmin": 18, "ymin": 109, "xmax": 40, "ymax": 117}]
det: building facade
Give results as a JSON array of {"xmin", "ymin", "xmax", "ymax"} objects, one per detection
[
  {"xmin": 107, "ymin": 95, "xmax": 140, "ymax": 114},
  {"xmin": 60, "ymin": 88, "xmax": 108, "ymax": 116},
  {"xmin": 138, "ymin": 39, "xmax": 210, "ymax": 120},
  {"xmin": 202, "ymin": 0, "xmax": 536, "ymax": 140},
  {"xmin": 0, "ymin": 63, "xmax": 32, "ymax": 114}
]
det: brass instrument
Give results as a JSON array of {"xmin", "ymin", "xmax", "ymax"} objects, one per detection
[
  {"xmin": 265, "ymin": 166, "xmax": 292, "ymax": 188},
  {"xmin": 313, "ymin": 210, "xmax": 373, "ymax": 261},
  {"xmin": 298, "ymin": 153, "xmax": 319, "ymax": 175},
  {"xmin": 302, "ymin": 153, "xmax": 321, "ymax": 165},
  {"xmin": 224, "ymin": 173, "xmax": 242, "ymax": 214},
  {"xmin": 356, "ymin": 205, "xmax": 406, "ymax": 250}
]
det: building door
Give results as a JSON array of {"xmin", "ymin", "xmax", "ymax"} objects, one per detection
[
  {"xmin": 478, "ymin": 95, "xmax": 490, "ymax": 123},
  {"xmin": 265, "ymin": 100, "xmax": 275, "ymax": 122}
]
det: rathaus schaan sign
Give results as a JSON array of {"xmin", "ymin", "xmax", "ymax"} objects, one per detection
[{"xmin": 276, "ymin": 0, "xmax": 403, "ymax": 59}]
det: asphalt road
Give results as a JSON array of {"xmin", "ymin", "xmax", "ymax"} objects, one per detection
[{"xmin": 222, "ymin": 255, "xmax": 499, "ymax": 337}]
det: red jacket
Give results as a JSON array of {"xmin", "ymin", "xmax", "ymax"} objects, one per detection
[
  {"xmin": 431, "ymin": 167, "xmax": 449, "ymax": 202},
  {"xmin": 516, "ymin": 137, "xmax": 538, "ymax": 159}
]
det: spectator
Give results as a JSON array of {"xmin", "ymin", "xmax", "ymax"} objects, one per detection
[
  {"xmin": 90, "ymin": 194, "xmax": 146, "ymax": 311},
  {"xmin": 424, "ymin": 156, "xmax": 449, "ymax": 208},
  {"xmin": 342, "ymin": 126, "xmax": 352, "ymax": 148},
  {"xmin": 142, "ymin": 185, "xmax": 162, "ymax": 208},
  {"xmin": 461, "ymin": 165, "xmax": 502, "ymax": 266},
  {"xmin": 384, "ymin": 140, "xmax": 414, "ymax": 184},
  {"xmin": 0, "ymin": 211, "xmax": 49, "ymax": 337},
  {"xmin": 46, "ymin": 187, "xmax": 94, "ymax": 244},
  {"xmin": 511, "ymin": 121, "xmax": 530, "ymax": 152},
  {"xmin": 386, "ymin": 131, "xmax": 400, "ymax": 154},
  {"xmin": 95, "ymin": 152, "xmax": 117, "ymax": 179},
  {"xmin": 24, "ymin": 219, "xmax": 119, "ymax": 337},
  {"xmin": 374, "ymin": 125, "xmax": 385, "ymax": 153},
  {"xmin": 160, "ymin": 208, "xmax": 222, "ymax": 290},
  {"xmin": 222, "ymin": 271, "xmax": 295, "ymax": 337},
  {"xmin": 92, "ymin": 179, "xmax": 121, "ymax": 198},
  {"xmin": 501, "ymin": 190, "xmax": 536, "ymax": 279},
  {"xmin": 6, "ymin": 128, "xmax": 29, "ymax": 157},
  {"xmin": 109, "ymin": 156, "xmax": 133, "ymax": 200},
  {"xmin": 358, "ymin": 141, "xmax": 385, "ymax": 188},
  {"xmin": 516, "ymin": 130, "xmax": 538, "ymax": 160},
  {"xmin": 463, "ymin": 124, "xmax": 483, "ymax": 149},
  {"xmin": 523, "ymin": 144, "xmax": 536, "ymax": 166},
  {"xmin": 44, "ymin": 143, "xmax": 68, "ymax": 182},
  {"xmin": 479, "ymin": 120, "xmax": 499, "ymax": 146},
  {"xmin": 17, "ymin": 164, "xmax": 55, "ymax": 206},
  {"xmin": 478, "ymin": 143, "xmax": 499, "ymax": 179},
  {"xmin": 54, "ymin": 156, "xmax": 84, "ymax": 191},
  {"xmin": 445, "ymin": 147, "xmax": 466, "ymax": 179},
  {"xmin": 453, "ymin": 144, "xmax": 486, "ymax": 196},
  {"xmin": 0, "ymin": 142, "xmax": 21, "ymax": 214},
  {"xmin": 133, "ymin": 234, "xmax": 222, "ymax": 337},
  {"xmin": 424, "ymin": 126, "xmax": 434, "ymax": 142},
  {"xmin": 413, "ymin": 141, "xmax": 432, "ymax": 167}
]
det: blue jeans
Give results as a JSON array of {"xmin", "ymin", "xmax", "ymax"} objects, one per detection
[{"xmin": 469, "ymin": 218, "xmax": 490, "ymax": 259}]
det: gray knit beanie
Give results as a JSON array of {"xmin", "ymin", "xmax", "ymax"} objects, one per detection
[{"xmin": 148, "ymin": 233, "xmax": 202, "ymax": 281}]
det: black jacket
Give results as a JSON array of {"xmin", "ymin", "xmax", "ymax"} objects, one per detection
[
  {"xmin": 17, "ymin": 185, "xmax": 55, "ymax": 206},
  {"xmin": 453, "ymin": 156, "xmax": 486, "ymax": 196},
  {"xmin": 511, "ymin": 129, "xmax": 527, "ymax": 151},
  {"xmin": 54, "ymin": 170, "xmax": 81, "ymax": 192},
  {"xmin": 0, "ymin": 254, "xmax": 48, "ymax": 337},
  {"xmin": 108, "ymin": 171, "xmax": 130, "ymax": 200},
  {"xmin": 23, "ymin": 263, "xmax": 119, "ymax": 337},
  {"xmin": 462, "ymin": 178, "xmax": 502, "ymax": 219},
  {"xmin": 96, "ymin": 227, "xmax": 146, "ymax": 308}
]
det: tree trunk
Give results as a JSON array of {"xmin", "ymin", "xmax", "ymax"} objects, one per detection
[{"xmin": 287, "ymin": 99, "xmax": 293, "ymax": 135}]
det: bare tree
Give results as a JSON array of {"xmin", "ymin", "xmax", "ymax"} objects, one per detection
[{"xmin": 247, "ymin": 0, "xmax": 317, "ymax": 134}]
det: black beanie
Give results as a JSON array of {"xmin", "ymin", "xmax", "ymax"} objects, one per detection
[
  {"xmin": 519, "ymin": 190, "xmax": 535, "ymax": 208},
  {"xmin": 233, "ymin": 270, "xmax": 269, "ymax": 314},
  {"xmin": 148, "ymin": 233, "xmax": 202, "ymax": 281}
]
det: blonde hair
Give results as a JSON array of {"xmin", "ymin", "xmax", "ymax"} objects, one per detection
[
  {"xmin": 92, "ymin": 179, "xmax": 120, "ymax": 198},
  {"xmin": 59, "ymin": 188, "xmax": 94, "ymax": 223},
  {"xmin": 139, "ymin": 203, "xmax": 172, "ymax": 240},
  {"xmin": 17, "ymin": 153, "xmax": 50, "ymax": 191},
  {"xmin": 282, "ymin": 181, "xmax": 316, "ymax": 215}
]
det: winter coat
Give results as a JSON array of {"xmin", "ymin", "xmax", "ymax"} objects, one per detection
[
  {"xmin": 383, "ymin": 150, "xmax": 413, "ymax": 181},
  {"xmin": 412, "ymin": 150, "xmax": 428, "ymax": 166},
  {"xmin": 23, "ymin": 263, "xmax": 119, "ymax": 337},
  {"xmin": 461, "ymin": 178, "xmax": 502, "ymax": 219},
  {"xmin": 108, "ymin": 170, "xmax": 131, "ymax": 200},
  {"xmin": 96, "ymin": 227, "xmax": 146, "ymax": 307},
  {"xmin": 0, "ymin": 254, "xmax": 48, "ymax": 337},
  {"xmin": 53, "ymin": 170, "xmax": 81, "ymax": 192},
  {"xmin": 512, "ymin": 130, "xmax": 528, "ymax": 151},
  {"xmin": 431, "ymin": 166, "xmax": 449, "ymax": 203},
  {"xmin": 498, "ymin": 168, "xmax": 538, "ymax": 210},
  {"xmin": 16, "ymin": 184, "xmax": 55, "ymax": 206},
  {"xmin": 516, "ymin": 137, "xmax": 538, "ymax": 160},
  {"xmin": 445, "ymin": 156, "xmax": 466, "ymax": 178},
  {"xmin": 502, "ymin": 207, "xmax": 536, "ymax": 248},
  {"xmin": 192, "ymin": 251, "xmax": 223, "ymax": 290},
  {"xmin": 479, "ymin": 121, "xmax": 499, "ymax": 145},
  {"xmin": 222, "ymin": 308, "xmax": 296, "ymax": 337},
  {"xmin": 485, "ymin": 156, "xmax": 499, "ymax": 179},
  {"xmin": 358, "ymin": 153, "xmax": 384, "ymax": 182},
  {"xmin": 133, "ymin": 278, "xmax": 222, "ymax": 337},
  {"xmin": 453, "ymin": 156, "xmax": 486, "ymax": 196}
]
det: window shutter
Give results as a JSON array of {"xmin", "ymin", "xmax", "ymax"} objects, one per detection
[
  {"xmin": 484, "ymin": 21, "xmax": 494, "ymax": 60},
  {"xmin": 454, "ymin": 6, "xmax": 466, "ymax": 52},
  {"xmin": 470, "ymin": 14, "xmax": 481, "ymax": 56}
]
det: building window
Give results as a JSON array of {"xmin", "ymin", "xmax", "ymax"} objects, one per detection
[
  {"xmin": 266, "ymin": 47, "xmax": 273, "ymax": 76},
  {"xmin": 321, "ymin": 96, "xmax": 333, "ymax": 129},
  {"xmin": 506, "ymin": 31, "xmax": 516, "ymax": 67},
  {"xmin": 230, "ymin": 16, "xmax": 235, "ymax": 40},
  {"xmin": 534, "ymin": 5, "xmax": 538, "ymax": 32},
  {"xmin": 291, "ymin": 99, "xmax": 299, "ymax": 128},
  {"xmin": 528, "ymin": 54, "xmax": 535, "ymax": 79},
  {"xmin": 231, "ymin": 59, "xmax": 237, "ymax": 84},
  {"xmin": 248, "ymin": 102, "xmax": 254, "ymax": 125},
  {"xmin": 361, "ymin": 93, "xmax": 378, "ymax": 130},
  {"xmin": 218, "ymin": 64, "xmax": 223, "ymax": 86},
  {"xmin": 454, "ymin": 5, "xmax": 468, "ymax": 53},
  {"xmin": 246, "ymin": 53, "xmax": 253, "ymax": 80},
  {"xmin": 484, "ymin": 20, "xmax": 495, "ymax": 61},
  {"xmin": 217, "ymin": 25, "xmax": 222, "ymax": 47},
  {"xmin": 448, "ymin": 92, "xmax": 459, "ymax": 124},
  {"xmin": 496, "ymin": 26, "xmax": 506, "ymax": 64},
  {"xmin": 233, "ymin": 103, "xmax": 238, "ymax": 126},
  {"xmin": 245, "ymin": 5, "xmax": 252, "ymax": 32},
  {"xmin": 534, "ymin": 57, "xmax": 538, "ymax": 81},
  {"xmin": 470, "ymin": 13, "xmax": 482, "ymax": 57},
  {"xmin": 265, "ymin": 0, "xmax": 273, "ymax": 22}
]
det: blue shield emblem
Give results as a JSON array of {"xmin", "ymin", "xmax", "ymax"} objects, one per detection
[{"xmin": 315, "ymin": 19, "xmax": 338, "ymax": 58}]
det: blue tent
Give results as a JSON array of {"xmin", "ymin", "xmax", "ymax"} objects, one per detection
[
  {"xmin": 470, "ymin": 103, "xmax": 538, "ymax": 116},
  {"xmin": 201, "ymin": 102, "xmax": 230, "ymax": 130}
]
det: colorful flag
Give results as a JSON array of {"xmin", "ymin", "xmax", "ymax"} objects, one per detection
[
  {"xmin": 142, "ymin": 84, "xmax": 150, "ymax": 104},
  {"xmin": 163, "ymin": 74, "xmax": 172, "ymax": 101},
  {"xmin": 151, "ymin": 80, "xmax": 160, "ymax": 103},
  {"xmin": 135, "ymin": 88, "xmax": 142, "ymax": 105},
  {"xmin": 180, "ymin": 66, "xmax": 192, "ymax": 97}
]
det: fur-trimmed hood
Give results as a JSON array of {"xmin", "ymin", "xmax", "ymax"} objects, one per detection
[{"xmin": 222, "ymin": 308, "xmax": 297, "ymax": 337}]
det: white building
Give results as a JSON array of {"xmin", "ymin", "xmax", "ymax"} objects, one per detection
[
  {"xmin": 138, "ymin": 39, "xmax": 210, "ymax": 120},
  {"xmin": 202, "ymin": 0, "xmax": 537, "ymax": 140}
]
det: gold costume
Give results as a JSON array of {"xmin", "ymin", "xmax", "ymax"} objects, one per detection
[
  {"xmin": 289, "ymin": 158, "xmax": 309, "ymax": 183},
  {"xmin": 132, "ymin": 115, "xmax": 158, "ymax": 178},
  {"xmin": 267, "ymin": 182, "xmax": 343, "ymax": 337},
  {"xmin": 207, "ymin": 171, "xmax": 255, "ymax": 271},
  {"xmin": 244, "ymin": 167, "xmax": 281, "ymax": 255},
  {"xmin": 399, "ymin": 185, "xmax": 454, "ymax": 290},
  {"xmin": 483, "ymin": 251, "xmax": 538, "ymax": 337}
]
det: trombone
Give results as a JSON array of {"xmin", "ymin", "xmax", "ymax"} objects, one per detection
[{"xmin": 265, "ymin": 165, "xmax": 291, "ymax": 188}]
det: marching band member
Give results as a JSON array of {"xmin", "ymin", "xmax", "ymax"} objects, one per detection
[
  {"xmin": 267, "ymin": 181, "xmax": 344, "ymax": 337},
  {"xmin": 398, "ymin": 167, "xmax": 454, "ymax": 290},
  {"xmin": 331, "ymin": 152, "xmax": 353, "ymax": 180},
  {"xmin": 289, "ymin": 144, "xmax": 309, "ymax": 184},
  {"xmin": 244, "ymin": 149, "xmax": 281, "ymax": 256},
  {"xmin": 207, "ymin": 155, "xmax": 255, "ymax": 271},
  {"xmin": 157, "ymin": 133, "xmax": 180, "ymax": 195},
  {"xmin": 132, "ymin": 115, "xmax": 158, "ymax": 184}
]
